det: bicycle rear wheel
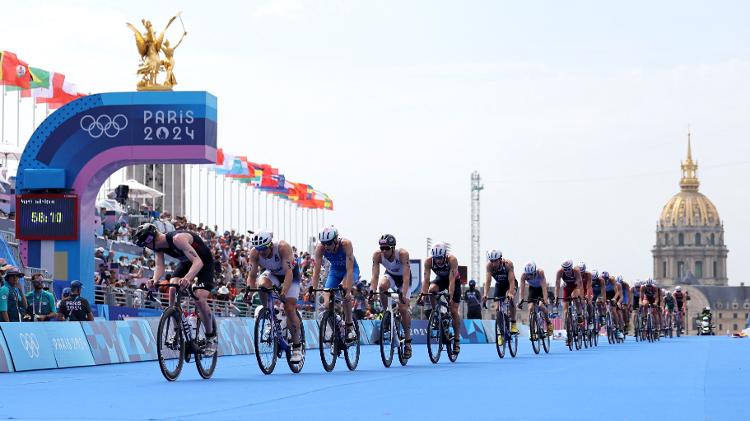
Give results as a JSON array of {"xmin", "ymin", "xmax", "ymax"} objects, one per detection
[
  {"xmin": 344, "ymin": 317, "xmax": 360, "ymax": 371},
  {"xmin": 565, "ymin": 312, "xmax": 574, "ymax": 351},
  {"xmin": 157, "ymin": 307, "xmax": 185, "ymax": 382},
  {"xmin": 495, "ymin": 313, "xmax": 506, "ymax": 359},
  {"xmin": 676, "ymin": 315, "xmax": 682, "ymax": 337},
  {"xmin": 195, "ymin": 316, "xmax": 218, "ymax": 379},
  {"xmin": 508, "ymin": 314, "xmax": 518, "ymax": 358},
  {"xmin": 396, "ymin": 315, "xmax": 408, "ymax": 366},
  {"xmin": 427, "ymin": 311, "xmax": 443, "ymax": 363},
  {"xmin": 540, "ymin": 313, "xmax": 551, "ymax": 354},
  {"xmin": 646, "ymin": 313, "xmax": 654, "ymax": 343},
  {"xmin": 530, "ymin": 310, "xmax": 541, "ymax": 355},
  {"xmin": 319, "ymin": 311, "xmax": 337, "ymax": 372},
  {"xmin": 286, "ymin": 310, "xmax": 306, "ymax": 373},
  {"xmin": 446, "ymin": 318, "xmax": 458, "ymax": 363},
  {"xmin": 380, "ymin": 311, "xmax": 395, "ymax": 368},
  {"xmin": 254, "ymin": 307, "xmax": 278, "ymax": 375}
]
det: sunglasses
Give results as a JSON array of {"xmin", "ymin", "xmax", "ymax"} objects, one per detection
[
  {"xmin": 321, "ymin": 240, "xmax": 336, "ymax": 246},
  {"xmin": 254, "ymin": 245, "xmax": 269, "ymax": 252},
  {"xmin": 379, "ymin": 246, "xmax": 392, "ymax": 251}
]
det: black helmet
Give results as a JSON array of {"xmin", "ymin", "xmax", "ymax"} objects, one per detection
[
  {"xmin": 469, "ymin": 280, "xmax": 476, "ymax": 288},
  {"xmin": 378, "ymin": 234, "xmax": 396, "ymax": 248},
  {"xmin": 133, "ymin": 223, "xmax": 158, "ymax": 247}
]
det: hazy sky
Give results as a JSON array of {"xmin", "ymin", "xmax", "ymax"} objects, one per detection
[{"xmin": 2, "ymin": 1, "xmax": 749, "ymax": 285}]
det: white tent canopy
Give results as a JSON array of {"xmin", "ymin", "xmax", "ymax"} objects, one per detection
[{"xmin": 107, "ymin": 179, "xmax": 164, "ymax": 200}]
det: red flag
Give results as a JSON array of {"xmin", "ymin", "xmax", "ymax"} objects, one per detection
[
  {"xmin": 216, "ymin": 148, "xmax": 225, "ymax": 166},
  {"xmin": 0, "ymin": 51, "xmax": 32, "ymax": 88}
]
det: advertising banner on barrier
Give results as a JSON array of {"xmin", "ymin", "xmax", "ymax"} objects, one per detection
[
  {"xmin": 409, "ymin": 319, "xmax": 428, "ymax": 344},
  {"xmin": 0, "ymin": 322, "xmax": 58, "ymax": 371},
  {"xmin": 0, "ymin": 328, "xmax": 13, "ymax": 372},
  {"xmin": 303, "ymin": 319, "xmax": 319, "ymax": 350},
  {"xmin": 219, "ymin": 318, "xmax": 254, "ymax": 356},
  {"xmin": 359, "ymin": 320, "xmax": 381, "ymax": 345},
  {"xmin": 461, "ymin": 319, "xmax": 488, "ymax": 344},
  {"xmin": 43, "ymin": 323, "xmax": 95, "ymax": 368},
  {"xmin": 114, "ymin": 319, "xmax": 157, "ymax": 362},
  {"xmin": 82, "ymin": 320, "xmax": 125, "ymax": 365}
]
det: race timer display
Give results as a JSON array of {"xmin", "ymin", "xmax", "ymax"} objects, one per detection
[{"xmin": 15, "ymin": 194, "xmax": 78, "ymax": 240}]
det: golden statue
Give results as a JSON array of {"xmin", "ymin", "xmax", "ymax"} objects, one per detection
[{"xmin": 126, "ymin": 13, "xmax": 187, "ymax": 91}]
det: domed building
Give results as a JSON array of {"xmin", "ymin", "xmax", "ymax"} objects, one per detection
[{"xmin": 652, "ymin": 136, "xmax": 728, "ymax": 286}]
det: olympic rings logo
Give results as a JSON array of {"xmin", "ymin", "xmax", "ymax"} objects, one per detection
[
  {"xmin": 19, "ymin": 333, "xmax": 40, "ymax": 358},
  {"xmin": 80, "ymin": 114, "xmax": 128, "ymax": 139}
]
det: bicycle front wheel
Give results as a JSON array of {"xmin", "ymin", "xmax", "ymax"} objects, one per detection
[
  {"xmin": 446, "ymin": 318, "xmax": 458, "ymax": 363},
  {"xmin": 495, "ymin": 313, "xmax": 506, "ymax": 359},
  {"xmin": 380, "ymin": 310, "xmax": 395, "ymax": 368},
  {"xmin": 344, "ymin": 317, "xmax": 360, "ymax": 371},
  {"xmin": 319, "ymin": 311, "xmax": 337, "ymax": 372},
  {"xmin": 427, "ymin": 311, "xmax": 443, "ymax": 363},
  {"xmin": 540, "ymin": 313, "xmax": 551, "ymax": 354},
  {"xmin": 396, "ymin": 315, "xmax": 408, "ymax": 366},
  {"xmin": 529, "ymin": 310, "xmax": 541, "ymax": 355},
  {"xmin": 254, "ymin": 307, "xmax": 278, "ymax": 375},
  {"xmin": 195, "ymin": 316, "xmax": 218, "ymax": 379},
  {"xmin": 157, "ymin": 307, "xmax": 185, "ymax": 381}
]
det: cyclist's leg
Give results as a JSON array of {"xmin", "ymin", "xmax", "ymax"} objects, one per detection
[
  {"xmin": 427, "ymin": 279, "xmax": 442, "ymax": 309},
  {"xmin": 450, "ymin": 283, "xmax": 462, "ymax": 349},
  {"xmin": 396, "ymin": 276, "xmax": 412, "ymax": 342},
  {"xmin": 377, "ymin": 274, "xmax": 393, "ymax": 312},
  {"xmin": 191, "ymin": 268, "xmax": 216, "ymax": 336}
]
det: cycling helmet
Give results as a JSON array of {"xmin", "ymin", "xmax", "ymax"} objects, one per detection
[
  {"xmin": 318, "ymin": 226, "xmax": 339, "ymax": 244},
  {"xmin": 70, "ymin": 280, "xmax": 83, "ymax": 289},
  {"xmin": 601, "ymin": 271, "xmax": 610, "ymax": 279},
  {"xmin": 524, "ymin": 261, "xmax": 537, "ymax": 275},
  {"xmin": 250, "ymin": 230, "xmax": 273, "ymax": 249},
  {"xmin": 577, "ymin": 261, "xmax": 586, "ymax": 271},
  {"xmin": 431, "ymin": 243, "xmax": 448, "ymax": 258},
  {"xmin": 675, "ymin": 285, "xmax": 682, "ymax": 291},
  {"xmin": 379, "ymin": 234, "xmax": 396, "ymax": 248},
  {"xmin": 615, "ymin": 275, "xmax": 623, "ymax": 283},
  {"xmin": 645, "ymin": 278, "xmax": 654, "ymax": 286},
  {"xmin": 591, "ymin": 269, "xmax": 599, "ymax": 279},
  {"xmin": 561, "ymin": 259, "xmax": 573, "ymax": 270},
  {"xmin": 487, "ymin": 249, "xmax": 502, "ymax": 261},
  {"xmin": 469, "ymin": 280, "xmax": 476, "ymax": 288},
  {"xmin": 133, "ymin": 223, "xmax": 158, "ymax": 247},
  {"xmin": 704, "ymin": 306, "xmax": 711, "ymax": 312}
]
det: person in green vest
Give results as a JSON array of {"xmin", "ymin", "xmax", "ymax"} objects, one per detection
[
  {"xmin": 25, "ymin": 274, "xmax": 57, "ymax": 322},
  {"xmin": 0, "ymin": 268, "xmax": 28, "ymax": 322}
]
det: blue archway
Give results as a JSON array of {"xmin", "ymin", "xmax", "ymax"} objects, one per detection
[{"xmin": 16, "ymin": 91, "xmax": 217, "ymax": 301}]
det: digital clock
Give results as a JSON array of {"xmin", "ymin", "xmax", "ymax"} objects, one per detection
[{"xmin": 15, "ymin": 194, "xmax": 78, "ymax": 240}]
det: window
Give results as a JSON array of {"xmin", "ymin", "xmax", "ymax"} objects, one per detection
[
  {"xmin": 695, "ymin": 261, "xmax": 703, "ymax": 279},
  {"xmin": 662, "ymin": 261, "xmax": 667, "ymax": 278},
  {"xmin": 713, "ymin": 261, "xmax": 718, "ymax": 278},
  {"xmin": 733, "ymin": 324, "xmax": 738, "ymax": 331},
  {"xmin": 710, "ymin": 233, "xmax": 715, "ymax": 245},
  {"xmin": 695, "ymin": 233, "xmax": 701, "ymax": 245},
  {"xmin": 733, "ymin": 313, "xmax": 738, "ymax": 319},
  {"xmin": 677, "ymin": 261, "xmax": 685, "ymax": 279},
  {"xmin": 678, "ymin": 233, "xmax": 684, "ymax": 246},
  {"xmin": 719, "ymin": 313, "xmax": 723, "ymax": 319},
  {"xmin": 719, "ymin": 324, "xmax": 723, "ymax": 330}
]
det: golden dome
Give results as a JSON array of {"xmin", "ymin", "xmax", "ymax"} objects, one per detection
[{"xmin": 658, "ymin": 135, "xmax": 721, "ymax": 228}]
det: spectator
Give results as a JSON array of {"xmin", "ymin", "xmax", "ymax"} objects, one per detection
[
  {"xmin": 353, "ymin": 281, "xmax": 367, "ymax": 321},
  {"xmin": 57, "ymin": 288, "xmax": 71, "ymax": 310},
  {"xmin": 216, "ymin": 285, "xmax": 231, "ymax": 301},
  {"xmin": 464, "ymin": 280, "xmax": 482, "ymax": 319},
  {"xmin": 26, "ymin": 274, "xmax": 57, "ymax": 321},
  {"xmin": 59, "ymin": 280, "xmax": 94, "ymax": 321},
  {"xmin": 116, "ymin": 221, "xmax": 130, "ymax": 242},
  {"xmin": 0, "ymin": 268, "xmax": 27, "ymax": 322}
]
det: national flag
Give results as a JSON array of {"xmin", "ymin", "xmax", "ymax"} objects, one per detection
[
  {"xmin": 36, "ymin": 73, "xmax": 82, "ymax": 107},
  {"xmin": 0, "ymin": 51, "xmax": 32, "ymax": 88},
  {"xmin": 7, "ymin": 67, "xmax": 51, "ymax": 97}
]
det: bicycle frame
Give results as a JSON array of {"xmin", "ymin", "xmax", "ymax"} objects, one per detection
[{"xmin": 248, "ymin": 286, "xmax": 291, "ymax": 352}]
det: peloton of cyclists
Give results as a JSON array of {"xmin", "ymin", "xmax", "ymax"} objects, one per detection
[
  {"xmin": 370, "ymin": 234, "xmax": 413, "ymax": 359},
  {"xmin": 518, "ymin": 262, "xmax": 553, "ymax": 337},
  {"xmin": 418, "ymin": 242, "xmax": 463, "ymax": 355},
  {"xmin": 482, "ymin": 250, "xmax": 519, "ymax": 334}
]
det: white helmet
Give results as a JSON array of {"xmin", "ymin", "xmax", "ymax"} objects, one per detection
[
  {"xmin": 487, "ymin": 249, "xmax": 502, "ymax": 261},
  {"xmin": 431, "ymin": 243, "xmax": 448, "ymax": 258},
  {"xmin": 615, "ymin": 275, "xmax": 623, "ymax": 283},
  {"xmin": 645, "ymin": 278, "xmax": 655, "ymax": 286},
  {"xmin": 561, "ymin": 259, "xmax": 573, "ymax": 270},
  {"xmin": 675, "ymin": 285, "xmax": 682, "ymax": 291},
  {"xmin": 591, "ymin": 269, "xmax": 599, "ymax": 279},
  {"xmin": 250, "ymin": 230, "xmax": 273, "ymax": 248},
  {"xmin": 577, "ymin": 261, "xmax": 586, "ymax": 271},
  {"xmin": 318, "ymin": 226, "xmax": 338, "ymax": 243},
  {"xmin": 524, "ymin": 261, "xmax": 537, "ymax": 275}
]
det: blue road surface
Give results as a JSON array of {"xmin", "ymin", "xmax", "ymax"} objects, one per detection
[{"xmin": 1, "ymin": 336, "xmax": 747, "ymax": 421}]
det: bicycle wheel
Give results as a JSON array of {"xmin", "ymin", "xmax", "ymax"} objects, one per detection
[
  {"xmin": 529, "ymin": 310, "xmax": 541, "ymax": 355},
  {"xmin": 254, "ymin": 307, "xmax": 278, "ymax": 375},
  {"xmin": 634, "ymin": 313, "xmax": 640, "ymax": 342},
  {"xmin": 195, "ymin": 316, "xmax": 218, "ymax": 379},
  {"xmin": 540, "ymin": 312, "xmax": 551, "ymax": 354},
  {"xmin": 676, "ymin": 315, "xmax": 681, "ymax": 337},
  {"xmin": 427, "ymin": 311, "xmax": 443, "ymax": 363},
  {"xmin": 495, "ymin": 313, "xmax": 506, "ymax": 359},
  {"xmin": 286, "ymin": 310, "xmax": 306, "ymax": 373},
  {"xmin": 319, "ymin": 311, "xmax": 337, "ymax": 372},
  {"xmin": 379, "ymin": 310, "xmax": 395, "ymax": 368},
  {"xmin": 565, "ymin": 312, "xmax": 574, "ymax": 351},
  {"xmin": 344, "ymin": 317, "xmax": 360, "ymax": 371},
  {"xmin": 668, "ymin": 315, "xmax": 674, "ymax": 338},
  {"xmin": 157, "ymin": 307, "xmax": 185, "ymax": 382},
  {"xmin": 446, "ymin": 317, "xmax": 458, "ymax": 363},
  {"xmin": 646, "ymin": 313, "xmax": 654, "ymax": 343},
  {"xmin": 396, "ymin": 315, "xmax": 408, "ymax": 366}
]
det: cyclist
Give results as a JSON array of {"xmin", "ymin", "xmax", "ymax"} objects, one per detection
[
  {"xmin": 663, "ymin": 288, "xmax": 676, "ymax": 335},
  {"xmin": 518, "ymin": 262, "xmax": 553, "ymax": 336},
  {"xmin": 482, "ymin": 249, "xmax": 518, "ymax": 334},
  {"xmin": 673, "ymin": 286, "xmax": 686, "ymax": 333},
  {"xmin": 419, "ymin": 242, "xmax": 462, "ymax": 354},
  {"xmin": 640, "ymin": 278, "xmax": 661, "ymax": 331},
  {"xmin": 601, "ymin": 271, "xmax": 624, "ymax": 340},
  {"xmin": 370, "ymin": 234, "xmax": 413, "ymax": 359},
  {"xmin": 555, "ymin": 259, "xmax": 583, "ymax": 334},
  {"xmin": 616, "ymin": 275, "xmax": 632, "ymax": 336},
  {"xmin": 135, "ymin": 223, "xmax": 217, "ymax": 355},
  {"xmin": 310, "ymin": 226, "xmax": 360, "ymax": 342},
  {"xmin": 590, "ymin": 269, "xmax": 606, "ymax": 320},
  {"xmin": 245, "ymin": 230, "xmax": 303, "ymax": 363}
]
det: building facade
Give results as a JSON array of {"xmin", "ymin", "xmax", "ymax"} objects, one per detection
[{"xmin": 652, "ymin": 136, "xmax": 728, "ymax": 287}]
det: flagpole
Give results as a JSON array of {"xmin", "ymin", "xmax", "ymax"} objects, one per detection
[
  {"xmin": 16, "ymin": 90, "xmax": 20, "ymax": 147},
  {"xmin": 224, "ymin": 176, "xmax": 228, "ymax": 232},
  {"xmin": 170, "ymin": 164, "xmax": 175, "ymax": 214},
  {"xmin": 197, "ymin": 166, "xmax": 202, "ymax": 223},
  {"xmin": 1, "ymin": 85, "xmax": 5, "ymax": 144}
]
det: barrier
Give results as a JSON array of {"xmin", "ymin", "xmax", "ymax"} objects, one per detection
[
  {"xmin": 0, "ymin": 323, "xmax": 58, "ymax": 371},
  {"xmin": 44, "ymin": 323, "xmax": 95, "ymax": 368},
  {"xmin": 0, "ymin": 328, "xmax": 13, "ymax": 372},
  {"xmin": 1, "ymin": 317, "xmax": 494, "ymax": 373}
]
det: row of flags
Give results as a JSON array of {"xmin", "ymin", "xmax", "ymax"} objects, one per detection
[
  {"xmin": 0, "ymin": 50, "xmax": 86, "ymax": 108},
  {"xmin": 216, "ymin": 148, "xmax": 333, "ymax": 210}
]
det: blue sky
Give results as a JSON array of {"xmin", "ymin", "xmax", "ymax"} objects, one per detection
[{"xmin": 2, "ymin": 1, "xmax": 749, "ymax": 284}]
